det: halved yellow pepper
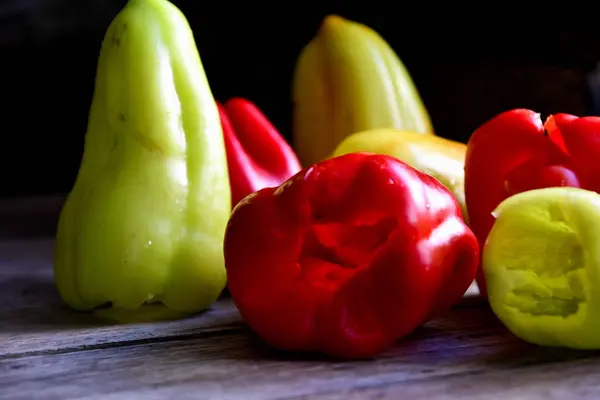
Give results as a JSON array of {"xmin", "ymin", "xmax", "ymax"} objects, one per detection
[{"xmin": 483, "ymin": 187, "xmax": 600, "ymax": 349}]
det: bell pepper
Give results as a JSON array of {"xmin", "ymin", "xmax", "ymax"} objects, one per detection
[
  {"xmin": 224, "ymin": 152, "xmax": 479, "ymax": 359},
  {"xmin": 483, "ymin": 187, "xmax": 600, "ymax": 349},
  {"xmin": 332, "ymin": 128, "xmax": 468, "ymax": 222},
  {"xmin": 292, "ymin": 15, "xmax": 434, "ymax": 167},
  {"xmin": 54, "ymin": 0, "xmax": 231, "ymax": 321},
  {"xmin": 464, "ymin": 109, "xmax": 597, "ymax": 296},
  {"xmin": 217, "ymin": 97, "xmax": 302, "ymax": 208}
]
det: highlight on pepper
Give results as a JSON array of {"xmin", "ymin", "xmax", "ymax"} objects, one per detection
[
  {"xmin": 223, "ymin": 152, "xmax": 479, "ymax": 359},
  {"xmin": 483, "ymin": 187, "xmax": 600, "ymax": 349}
]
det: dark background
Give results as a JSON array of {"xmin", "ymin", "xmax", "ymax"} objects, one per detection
[{"xmin": 3, "ymin": 1, "xmax": 600, "ymax": 199}]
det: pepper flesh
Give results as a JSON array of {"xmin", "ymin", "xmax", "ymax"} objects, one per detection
[
  {"xmin": 332, "ymin": 128, "xmax": 468, "ymax": 222},
  {"xmin": 224, "ymin": 153, "xmax": 479, "ymax": 358},
  {"xmin": 53, "ymin": 0, "xmax": 230, "ymax": 320},
  {"xmin": 483, "ymin": 187, "xmax": 600, "ymax": 349},
  {"xmin": 218, "ymin": 97, "xmax": 302, "ymax": 208},
  {"xmin": 464, "ymin": 109, "xmax": 595, "ymax": 296}
]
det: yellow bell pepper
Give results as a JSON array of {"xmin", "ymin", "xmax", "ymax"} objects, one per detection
[
  {"xmin": 483, "ymin": 187, "xmax": 600, "ymax": 349},
  {"xmin": 292, "ymin": 15, "xmax": 434, "ymax": 167},
  {"xmin": 53, "ymin": 0, "xmax": 231, "ymax": 321}
]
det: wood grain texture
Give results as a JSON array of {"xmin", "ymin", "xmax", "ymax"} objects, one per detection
[{"xmin": 2, "ymin": 237, "xmax": 600, "ymax": 399}]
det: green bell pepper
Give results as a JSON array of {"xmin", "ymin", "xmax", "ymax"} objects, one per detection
[
  {"xmin": 483, "ymin": 187, "xmax": 600, "ymax": 349},
  {"xmin": 54, "ymin": 0, "xmax": 231, "ymax": 321}
]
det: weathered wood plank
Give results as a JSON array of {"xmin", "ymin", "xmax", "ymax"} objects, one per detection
[
  {"xmin": 1, "ymin": 237, "xmax": 596, "ymax": 399},
  {"xmin": 0, "ymin": 237, "xmax": 480, "ymax": 359},
  {"xmin": 3, "ymin": 237, "xmax": 600, "ymax": 399},
  {"xmin": 2, "ymin": 305, "xmax": 600, "ymax": 400},
  {"xmin": 289, "ymin": 357, "xmax": 600, "ymax": 399},
  {"xmin": 0, "ymin": 238, "xmax": 242, "ymax": 357},
  {"xmin": 1, "ymin": 299, "xmax": 243, "ymax": 359}
]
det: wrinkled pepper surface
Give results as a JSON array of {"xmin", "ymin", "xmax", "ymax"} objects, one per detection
[
  {"xmin": 224, "ymin": 153, "xmax": 479, "ymax": 358},
  {"xmin": 465, "ymin": 109, "xmax": 598, "ymax": 297},
  {"xmin": 218, "ymin": 97, "xmax": 302, "ymax": 208},
  {"xmin": 483, "ymin": 187, "xmax": 600, "ymax": 349},
  {"xmin": 332, "ymin": 128, "xmax": 468, "ymax": 222},
  {"xmin": 54, "ymin": 0, "xmax": 231, "ymax": 320}
]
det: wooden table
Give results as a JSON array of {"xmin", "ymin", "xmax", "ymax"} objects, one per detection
[{"xmin": 3, "ymin": 197, "xmax": 600, "ymax": 399}]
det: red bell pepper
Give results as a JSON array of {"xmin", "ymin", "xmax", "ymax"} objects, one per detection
[
  {"xmin": 224, "ymin": 152, "xmax": 479, "ymax": 359},
  {"xmin": 464, "ymin": 108, "xmax": 599, "ymax": 296},
  {"xmin": 218, "ymin": 97, "xmax": 302, "ymax": 208}
]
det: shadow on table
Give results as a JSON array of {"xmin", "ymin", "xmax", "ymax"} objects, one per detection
[{"xmin": 0, "ymin": 274, "xmax": 226, "ymax": 334}]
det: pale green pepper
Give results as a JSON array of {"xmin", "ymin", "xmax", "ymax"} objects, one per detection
[
  {"xmin": 54, "ymin": 0, "xmax": 231, "ymax": 321},
  {"xmin": 483, "ymin": 187, "xmax": 600, "ymax": 349}
]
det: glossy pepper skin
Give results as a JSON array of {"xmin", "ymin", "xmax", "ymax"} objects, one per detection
[
  {"xmin": 217, "ymin": 97, "xmax": 302, "ymax": 208},
  {"xmin": 224, "ymin": 153, "xmax": 479, "ymax": 358},
  {"xmin": 464, "ymin": 109, "xmax": 597, "ymax": 297},
  {"xmin": 332, "ymin": 128, "xmax": 468, "ymax": 222},
  {"xmin": 54, "ymin": 0, "xmax": 231, "ymax": 320},
  {"xmin": 292, "ymin": 15, "xmax": 434, "ymax": 167}
]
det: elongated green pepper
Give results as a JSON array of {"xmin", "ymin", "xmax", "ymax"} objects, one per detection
[{"xmin": 54, "ymin": 0, "xmax": 231, "ymax": 321}]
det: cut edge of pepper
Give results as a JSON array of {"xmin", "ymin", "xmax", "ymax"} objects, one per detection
[{"xmin": 483, "ymin": 187, "xmax": 600, "ymax": 348}]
